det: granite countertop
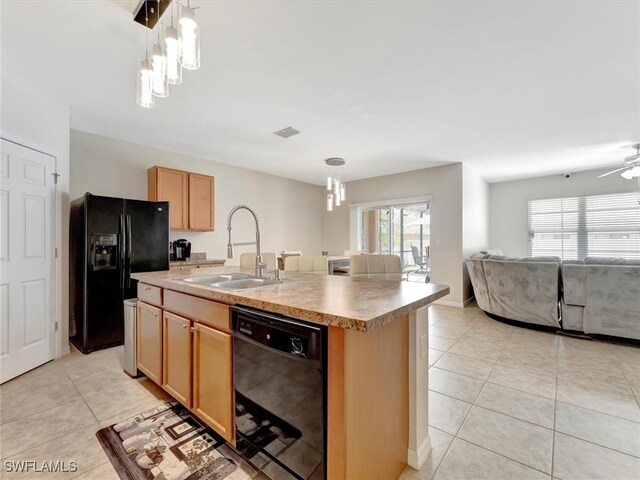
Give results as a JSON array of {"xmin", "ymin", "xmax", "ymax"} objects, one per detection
[{"xmin": 132, "ymin": 266, "xmax": 449, "ymax": 332}]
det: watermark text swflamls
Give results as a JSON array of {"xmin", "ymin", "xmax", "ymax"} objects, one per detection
[{"xmin": 3, "ymin": 460, "xmax": 78, "ymax": 473}]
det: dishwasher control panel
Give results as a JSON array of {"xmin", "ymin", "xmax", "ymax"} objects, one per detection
[
  {"xmin": 232, "ymin": 307, "xmax": 324, "ymax": 361},
  {"xmin": 236, "ymin": 318, "xmax": 309, "ymax": 358}
]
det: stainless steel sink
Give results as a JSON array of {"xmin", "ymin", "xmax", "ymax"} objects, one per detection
[
  {"xmin": 182, "ymin": 273, "xmax": 250, "ymax": 285},
  {"xmin": 210, "ymin": 277, "xmax": 296, "ymax": 290}
]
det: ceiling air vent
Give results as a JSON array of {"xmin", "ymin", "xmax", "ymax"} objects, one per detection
[{"xmin": 273, "ymin": 127, "xmax": 301, "ymax": 139}]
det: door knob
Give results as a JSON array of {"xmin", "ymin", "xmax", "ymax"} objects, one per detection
[
  {"xmin": 182, "ymin": 323, "xmax": 188, "ymax": 329},
  {"xmin": 190, "ymin": 326, "xmax": 196, "ymax": 333}
]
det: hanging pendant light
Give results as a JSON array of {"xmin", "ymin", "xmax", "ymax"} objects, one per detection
[
  {"xmin": 163, "ymin": 3, "xmax": 182, "ymax": 86},
  {"xmin": 327, "ymin": 193, "xmax": 334, "ymax": 212},
  {"xmin": 325, "ymin": 158, "xmax": 347, "ymax": 212},
  {"xmin": 164, "ymin": 26, "xmax": 182, "ymax": 85},
  {"xmin": 136, "ymin": 56, "xmax": 155, "ymax": 108},
  {"xmin": 134, "ymin": 0, "xmax": 202, "ymax": 108},
  {"xmin": 151, "ymin": 43, "xmax": 169, "ymax": 97},
  {"xmin": 179, "ymin": 3, "xmax": 200, "ymax": 70},
  {"xmin": 136, "ymin": 3, "xmax": 154, "ymax": 108},
  {"xmin": 151, "ymin": 1, "xmax": 168, "ymax": 97}
]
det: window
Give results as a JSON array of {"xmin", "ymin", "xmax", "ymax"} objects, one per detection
[
  {"xmin": 360, "ymin": 202, "xmax": 430, "ymax": 266},
  {"xmin": 528, "ymin": 192, "xmax": 640, "ymax": 259}
]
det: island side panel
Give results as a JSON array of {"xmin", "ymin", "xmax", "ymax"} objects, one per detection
[
  {"xmin": 327, "ymin": 326, "xmax": 346, "ymax": 479},
  {"xmin": 327, "ymin": 316, "xmax": 409, "ymax": 480}
]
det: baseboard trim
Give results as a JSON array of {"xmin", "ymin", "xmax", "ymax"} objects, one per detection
[
  {"xmin": 408, "ymin": 435, "xmax": 432, "ymax": 469},
  {"xmin": 433, "ymin": 299, "xmax": 464, "ymax": 308},
  {"xmin": 433, "ymin": 297, "xmax": 476, "ymax": 309}
]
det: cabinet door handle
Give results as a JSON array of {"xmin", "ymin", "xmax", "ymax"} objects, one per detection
[
  {"xmin": 182, "ymin": 323, "xmax": 188, "ymax": 329},
  {"xmin": 144, "ymin": 286, "xmax": 151, "ymax": 291},
  {"xmin": 153, "ymin": 313, "xmax": 158, "ymax": 317},
  {"xmin": 190, "ymin": 327, "xmax": 195, "ymax": 333}
]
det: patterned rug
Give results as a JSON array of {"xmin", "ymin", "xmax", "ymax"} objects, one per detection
[{"xmin": 96, "ymin": 402, "xmax": 270, "ymax": 480}]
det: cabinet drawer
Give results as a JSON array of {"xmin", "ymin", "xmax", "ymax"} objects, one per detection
[
  {"xmin": 138, "ymin": 283, "xmax": 162, "ymax": 307},
  {"xmin": 163, "ymin": 290, "xmax": 230, "ymax": 333}
]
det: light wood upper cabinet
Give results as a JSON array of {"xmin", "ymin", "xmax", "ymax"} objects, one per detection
[
  {"xmin": 189, "ymin": 173, "xmax": 215, "ymax": 231},
  {"xmin": 148, "ymin": 166, "xmax": 214, "ymax": 231},
  {"xmin": 136, "ymin": 301, "xmax": 163, "ymax": 384},
  {"xmin": 192, "ymin": 322, "xmax": 234, "ymax": 443},
  {"xmin": 162, "ymin": 312, "xmax": 192, "ymax": 407}
]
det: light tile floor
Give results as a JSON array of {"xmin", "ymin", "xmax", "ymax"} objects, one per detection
[
  {"xmin": 0, "ymin": 345, "xmax": 172, "ymax": 479},
  {"xmin": 1, "ymin": 305, "xmax": 639, "ymax": 479},
  {"xmin": 402, "ymin": 304, "xmax": 640, "ymax": 480}
]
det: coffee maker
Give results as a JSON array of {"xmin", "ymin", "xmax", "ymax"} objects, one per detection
[{"xmin": 174, "ymin": 239, "xmax": 191, "ymax": 261}]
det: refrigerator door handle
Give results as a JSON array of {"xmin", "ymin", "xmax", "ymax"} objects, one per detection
[
  {"xmin": 119, "ymin": 214, "xmax": 126, "ymax": 289},
  {"xmin": 125, "ymin": 214, "xmax": 132, "ymax": 288}
]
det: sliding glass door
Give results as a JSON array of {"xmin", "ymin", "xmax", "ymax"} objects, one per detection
[{"xmin": 360, "ymin": 202, "xmax": 430, "ymax": 268}]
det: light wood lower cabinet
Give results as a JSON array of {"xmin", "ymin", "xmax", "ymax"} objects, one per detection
[
  {"xmin": 192, "ymin": 322, "xmax": 234, "ymax": 443},
  {"xmin": 138, "ymin": 289, "xmax": 234, "ymax": 443},
  {"xmin": 162, "ymin": 312, "xmax": 192, "ymax": 407},
  {"xmin": 136, "ymin": 302, "xmax": 163, "ymax": 384}
]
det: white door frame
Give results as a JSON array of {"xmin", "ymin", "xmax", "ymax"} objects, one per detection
[{"xmin": 1, "ymin": 132, "xmax": 63, "ymax": 360}]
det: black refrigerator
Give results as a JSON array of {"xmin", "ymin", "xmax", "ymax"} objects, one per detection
[{"xmin": 70, "ymin": 193, "xmax": 169, "ymax": 353}]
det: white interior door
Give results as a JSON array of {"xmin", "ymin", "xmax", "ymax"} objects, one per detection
[{"xmin": 0, "ymin": 139, "xmax": 56, "ymax": 383}]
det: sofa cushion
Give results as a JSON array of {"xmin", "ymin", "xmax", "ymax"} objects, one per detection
[
  {"xmin": 517, "ymin": 256, "xmax": 562, "ymax": 265},
  {"xmin": 483, "ymin": 259, "xmax": 560, "ymax": 327},
  {"xmin": 562, "ymin": 263, "xmax": 587, "ymax": 306},
  {"xmin": 480, "ymin": 248, "xmax": 504, "ymax": 255},
  {"xmin": 583, "ymin": 306, "xmax": 640, "ymax": 340},
  {"xmin": 466, "ymin": 257, "xmax": 490, "ymax": 311},
  {"xmin": 485, "ymin": 254, "xmax": 515, "ymax": 261},
  {"xmin": 585, "ymin": 265, "xmax": 640, "ymax": 312},
  {"xmin": 585, "ymin": 257, "xmax": 640, "ymax": 266},
  {"xmin": 561, "ymin": 303, "xmax": 584, "ymax": 331}
]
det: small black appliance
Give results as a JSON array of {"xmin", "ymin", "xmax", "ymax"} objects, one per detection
[{"xmin": 174, "ymin": 239, "xmax": 191, "ymax": 261}]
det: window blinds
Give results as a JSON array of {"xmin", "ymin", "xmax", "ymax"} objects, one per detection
[{"xmin": 528, "ymin": 192, "xmax": 640, "ymax": 259}]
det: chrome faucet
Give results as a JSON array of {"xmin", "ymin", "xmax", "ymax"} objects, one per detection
[{"xmin": 226, "ymin": 205, "xmax": 267, "ymax": 277}]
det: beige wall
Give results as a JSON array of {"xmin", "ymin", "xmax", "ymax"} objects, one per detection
[
  {"xmin": 462, "ymin": 164, "xmax": 490, "ymax": 300},
  {"xmin": 490, "ymin": 168, "xmax": 636, "ymax": 257},
  {"xmin": 70, "ymin": 130, "xmax": 324, "ymax": 264},
  {"xmin": 321, "ymin": 163, "xmax": 466, "ymax": 306},
  {"xmin": 1, "ymin": 72, "xmax": 71, "ymax": 356}
]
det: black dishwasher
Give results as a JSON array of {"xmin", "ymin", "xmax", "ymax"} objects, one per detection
[{"xmin": 231, "ymin": 306, "xmax": 326, "ymax": 480}]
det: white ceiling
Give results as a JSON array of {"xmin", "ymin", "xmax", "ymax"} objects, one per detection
[{"xmin": 2, "ymin": 1, "xmax": 638, "ymax": 184}]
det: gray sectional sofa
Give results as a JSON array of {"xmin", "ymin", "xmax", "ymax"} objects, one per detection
[{"xmin": 467, "ymin": 252, "xmax": 640, "ymax": 341}]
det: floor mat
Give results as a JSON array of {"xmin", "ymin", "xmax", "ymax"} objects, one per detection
[{"xmin": 96, "ymin": 401, "xmax": 270, "ymax": 480}]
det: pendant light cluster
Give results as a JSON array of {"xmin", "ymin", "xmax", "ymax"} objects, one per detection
[
  {"xmin": 325, "ymin": 158, "xmax": 347, "ymax": 212},
  {"xmin": 136, "ymin": 0, "xmax": 200, "ymax": 109}
]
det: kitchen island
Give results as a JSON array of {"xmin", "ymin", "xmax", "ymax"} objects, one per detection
[{"xmin": 132, "ymin": 266, "xmax": 449, "ymax": 480}]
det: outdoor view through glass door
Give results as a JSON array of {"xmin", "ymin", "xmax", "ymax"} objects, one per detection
[{"xmin": 360, "ymin": 202, "xmax": 430, "ymax": 281}]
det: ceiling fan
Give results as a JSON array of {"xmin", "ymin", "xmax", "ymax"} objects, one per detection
[{"xmin": 598, "ymin": 144, "xmax": 640, "ymax": 179}]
